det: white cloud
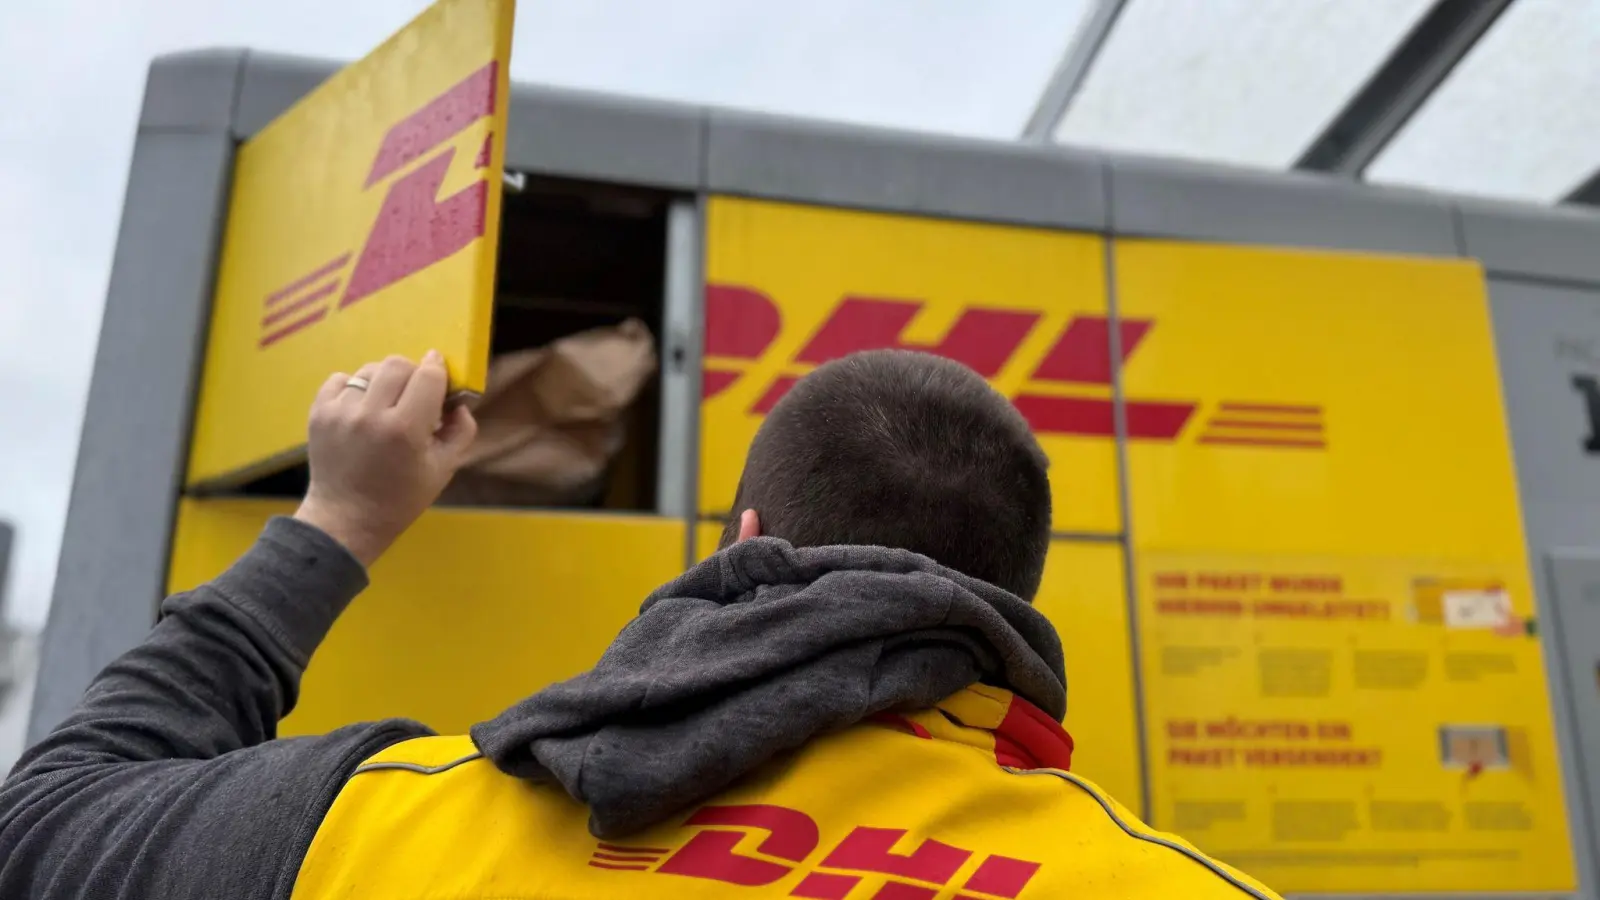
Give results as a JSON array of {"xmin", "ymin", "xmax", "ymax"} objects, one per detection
[{"xmin": 0, "ymin": 0, "xmax": 1079, "ymax": 631}]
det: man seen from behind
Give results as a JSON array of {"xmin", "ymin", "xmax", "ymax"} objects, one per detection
[{"xmin": 0, "ymin": 348, "xmax": 1283, "ymax": 899}]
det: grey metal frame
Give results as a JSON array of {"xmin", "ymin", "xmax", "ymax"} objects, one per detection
[
  {"xmin": 1564, "ymin": 168, "xmax": 1600, "ymax": 208},
  {"xmin": 1018, "ymin": 0, "xmax": 1128, "ymax": 144},
  {"xmin": 27, "ymin": 50, "xmax": 242, "ymax": 746},
  {"xmin": 657, "ymin": 198, "xmax": 706, "ymax": 571},
  {"xmin": 1294, "ymin": 0, "xmax": 1512, "ymax": 175},
  {"xmin": 31, "ymin": 47, "xmax": 1600, "ymax": 900}
]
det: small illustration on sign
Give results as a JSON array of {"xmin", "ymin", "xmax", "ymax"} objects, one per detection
[
  {"xmin": 1439, "ymin": 725, "xmax": 1510, "ymax": 777},
  {"xmin": 1441, "ymin": 588, "xmax": 1513, "ymax": 630}
]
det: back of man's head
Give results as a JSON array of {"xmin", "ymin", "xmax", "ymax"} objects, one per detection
[{"xmin": 720, "ymin": 349, "xmax": 1052, "ymax": 600}]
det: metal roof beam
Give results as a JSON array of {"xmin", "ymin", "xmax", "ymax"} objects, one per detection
[
  {"xmin": 1295, "ymin": 0, "xmax": 1513, "ymax": 175},
  {"xmin": 1563, "ymin": 168, "xmax": 1600, "ymax": 207},
  {"xmin": 1019, "ymin": 0, "xmax": 1127, "ymax": 144}
]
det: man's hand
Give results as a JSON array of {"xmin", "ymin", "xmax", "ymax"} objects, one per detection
[{"xmin": 293, "ymin": 351, "xmax": 478, "ymax": 567}]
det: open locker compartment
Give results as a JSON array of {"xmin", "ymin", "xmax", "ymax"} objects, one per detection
[{"xmin": 229, "ymin": 174, "xmax": 677, "ymax": 514}]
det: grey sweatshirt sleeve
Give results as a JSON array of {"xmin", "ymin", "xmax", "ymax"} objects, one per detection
[{"xmin": 0, "ymin": 516, "xmax": 433, "ymax": 900}]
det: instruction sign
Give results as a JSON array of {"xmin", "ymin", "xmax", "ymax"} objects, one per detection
[{"xmin": 1139, "ymin": 553, "xmax": 1575, "ymax": 894}]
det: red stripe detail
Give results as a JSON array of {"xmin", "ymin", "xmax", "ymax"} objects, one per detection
[
  {"xmin": 258, "ymin": 308, "xmax": 327, "ymax": 348},
  {"xmin": 264, "ymin": 254, "xmax": 350, "ymax": 307},
  {"xmin": 366, "ymin": 62, "xmax": 498, "ymax": 187},
  {"xmin": 260, "ymin": 280, "xmax": 338, "ymax": 326},
  {"xmin": 792, "ymin": 872, "xmax": 860, "ymax": 899},
  {"xmin": 962, "ymin": 855, "xmax": 1044, "ymax": 898},
  {"xmin": 681, "ymin": 805, "xmax": 816, "ymax": 862},
  {"xmin": 598, "ymin": 842, "xmax": 670, "ymax": 855},
  {"xmin": 657, "ymin": 831, "xmax": 792, "ymax": 885},
  {"xmin": 994, "ymin": 695, "xmax": 1074, "ymax": 771},
  {"xmin": 702, "ymin": 369, "xmax": 742, "ymax": 399},
  {"xmin": 474, "ymin": 131, "xmax": 493, "ymax": 169},
  {"xmin": 750, "ymin": 375, "xmax": 801, "ymax": 415},
  {"xmin": 870, "ymin": 712, "xmax": 932, "ymax": 739},
  {"xmin": 1206, "ymin": 418, "xmax": 1322, "ymax": 432},
  {"xmin": 588, "ymin": 861, "xmax": 651, "ymax": 871},
  {"xmin": 1199, "ymin": 435, "xmax": 1326, "ymax": 449},
  {"xmin": 794, "ymin": 297, "xmax": 1039, "ymax": 377},
  {"xmin": 1127, "ymin": 400, "xmax": 1198, "ymax": 439},
  {"xmin": 1009, "ymin": 396, "xmax": 1196, "ymax": 439},
  {"xmin": 341, "ymin": 146, "xmax": 489, "ymax": 308},
  {"xmin": 820, "ymin": 828, "xmax": 970, "ymax": 884},
  {"xmin": 1031, "ymin": 317, "xmax": 1151, "ymax": 385},
  {"xmin": 1010, "ymin": 395, "xmax": 1114, "ymax": 436},
  {"xmin": 873, "ymin": 884, "xmax": 938, "ymax": 899},
  {"xmin": 1218, "ymin": 402, "xmax": 1320, "ymax": 415},
  {"xmin": 592, "ymin": 851, "xmax": 663, "ymax": 863},
  {"xmin": 705, "ymin": 285, "xmax": 782, "ymax": 359}
]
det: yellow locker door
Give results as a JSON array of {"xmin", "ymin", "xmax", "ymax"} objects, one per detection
[
  {"xmin": 1115, "ymin": 238, "xmax": 1574, "ymax": 895},
  {"xmin": 698, "ymin": 196, "xmax": 1122, "ymax": 536},
  {"xmin": 187, "ymin": 0, "xmax": 515, "ymax": 487},
  {"xmin": 170, "ymin": 499, "xmax": 684, "ymax": 735}
]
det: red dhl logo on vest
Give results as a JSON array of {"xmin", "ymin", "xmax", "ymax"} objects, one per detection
[
  {"xmin": 704, "ymin": 287, "xmax": 1327, "ymax": 450},
  {"xmin": 588, "ymin": 804, "xmax": 1042, "ymax": 899},
  {"xmin": 256, "ymin": 63, "xmax": 499, "ymax": 349}
]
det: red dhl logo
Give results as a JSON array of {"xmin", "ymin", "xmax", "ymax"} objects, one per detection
[
  {"xmin": 704, "ymin": 286, "xmax": 1328, "ymax": 450},
  {"xmin": 589, "ymin": 804, "xmax": 1042, "ymax": 899},
  {"xmin": 258, "ymin": 63, "xmax": 499, "ymax": 348}
]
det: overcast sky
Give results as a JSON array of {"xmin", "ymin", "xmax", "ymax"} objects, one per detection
[{"xmin": 0, "ymin": 0, "xmax": 1087, "ymax": 630}]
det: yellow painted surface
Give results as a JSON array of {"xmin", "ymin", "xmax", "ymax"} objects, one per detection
[
  {"xmin": 298, "ymin": 724, "xmax": 1281, "ymax": 900},
  {"xmin": 168, "ymin": 499, "xmax": 682, "ymax": 735},
  {"xmin": 699, "ymin": 522, "xmax": 1142, "ymax": 812},
  {"xmin": 187, "ymin": 0, "xmax": 515, "ymax": 485},
  {"xmin": 700, "ymin": 197, "xmax": 1119, "ymax": 534},
  {"xmin": 695, "ymin": 521, "xmax": 727, "ymax": 562},
  {"xmin": 1116, "ymin": 240, "xmax": 1573, "ymax": 892},
  {"xmin": 1035, "ymin": 541, "xmax": 1142, "ymax": 814},
  {"xmin": 1118, "ymin": 241, "xmax": 1526, "ymax": 562},
  {"xmin": 1137, "ymin": 554, "xmax": 1573, "ymax": 893}
]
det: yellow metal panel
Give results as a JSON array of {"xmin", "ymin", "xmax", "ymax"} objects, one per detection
[
  {"xmin": 1117, "ymin": 240, "xmax": 1574, "ymax": 892},
  {"xmin": 1118, "ymin": 240, "xmax": 1526, "ymax": 561},
  {"xmin": 1137, "ymin": 554, "xmax": 1574, "ymax": 894},
  {"xmin": 1035, "ymin": 541, "xmax": 1142, "ymax": 813},
  {"xmin": 700, "ymin": 197, "xmax": 1119, "ymax": 534},
  {"xmin": 694, "ymin": 521, "xmax": 726, "ymax": 562},
  {"xmin": 186, "ymin": 0, "xmax": 516, "ymax": 485},
  {"xmin": 168, "ymin": 499, "xmax": 681, "ymax": 735},
  {"xmin": 698, "ymin": 522, "xmax": 1142, "ymax": 811}
]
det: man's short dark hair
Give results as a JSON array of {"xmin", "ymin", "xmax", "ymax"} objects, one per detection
[{"xmin": 720, "ymin": 349, "xmax": 1052, "ymax": 600}]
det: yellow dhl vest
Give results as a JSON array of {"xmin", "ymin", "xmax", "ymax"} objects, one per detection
[{"xmin": 292, "ymin": 685, "xmax": 1282, "ymax": 899}]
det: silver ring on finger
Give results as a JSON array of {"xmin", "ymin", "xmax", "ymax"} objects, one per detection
[{"xmin": 345, "ymin": 376, "xmax": 371, "ymax": 392}]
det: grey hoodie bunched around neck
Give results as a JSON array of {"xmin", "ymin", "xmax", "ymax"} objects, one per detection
[{"xmin": 472, "ymin": 535, "xmax": 1069, "ymax": 838}]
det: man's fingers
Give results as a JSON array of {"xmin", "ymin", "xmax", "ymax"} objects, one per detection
[
  {"xmin": 365, "ymin": 355, "xmax": 414, "ymax": 408},
  {"xmin": 340, "ymin": 363, "xmax": 380, "ymax": 407},
  {"xmin": 435, "ymin": 404, "xmax": 478, "ymax": 461},
  {"xmin": 397, "ymin": 349, "xmax": 450, "ymax": 424},
  {"xmin": 314, "ymin": 372, "xmax": 350, "ymax": 409}
]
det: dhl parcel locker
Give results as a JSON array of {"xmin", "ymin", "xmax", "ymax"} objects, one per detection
[
  {"xmin": 172, "ymin": 0, "xmax": 688, "ymax": 733},
  {"xmin": 1116, "ymin": 238, "xmax": 1577, "ymax": 895}
]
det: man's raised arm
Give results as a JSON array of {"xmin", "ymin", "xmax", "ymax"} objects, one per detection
[{"xmin": 0, "ymin": 352, "xmax": 476, "ymax": 900}]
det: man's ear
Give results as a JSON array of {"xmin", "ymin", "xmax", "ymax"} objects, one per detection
[{"xmin": 736, "ymin": 508, "xmax": 761, "ymax": 543}]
